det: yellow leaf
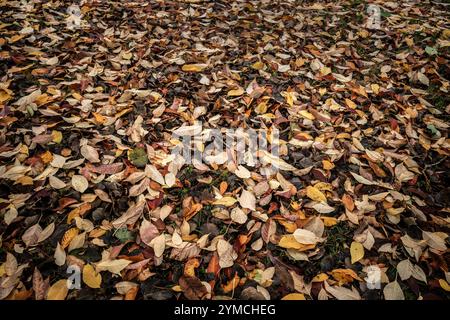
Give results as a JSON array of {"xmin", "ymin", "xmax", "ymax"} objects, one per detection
[
  {"xmin": 114, "ymin": 107, "xmax": 132, "ymax": 118},
  {"xmin": 312, "ymin": 273, "xmax": 329, "ymax": 282},
  {"xmin": 172, "ymin": 285, "xmax": 183, "ymax": 292},
  {"xmin": 89, "ymin": 228, "xmax": 107, "ymax": 238},
  {"xmin": 92, "ymin": 112, "xmax": 106, "ymax": 124},
  {"xmin": 83, "ymin": 264, "xmax": 102, "ymax": 289},
  {"xmin": 322, "ymin": 160, "xmax": 335, "ymax": 170},
  {"xmin": 9, "ymin": 34, "xmax": 25, "ymax": 43},
  {"xmin": 330, "ymin": 269, "xmax": 362, "ymax": 285},
  {"xmin": 320, "ymin": 66, "xmax": 331, "ymax": 76},
  {"xmin": 15, "ymin": 176, "xmax": 34, "ymax": 186},
  {"xmin": 283, "ymin": 91, "xmax": 296, "ymax": 107},
  {"xmin": 358, "ymin": 30, "xmax": 369, "ymax": 38},
  {"xmin": 295, "ymin": 58, "xmax": 305, "ymax": 67},
  {"xmin": 299, "ymin": 110, "xmax": 315, "ymax": 120},
  {"xmin": 313, "ymin": 182, "xmax": 333, "ymax": 192},
  {"xmin": 439, "ymin": 279, "xmax": 450, "ymax": 292},
  {"xmin": 46, "ymin": 279, "xmax": 68, "ymax": 300},
  {"xmin": 0, "ymin": 89, "xmax": 12, "ymax": 102},
  {"xmin": 227, "ymin": 88, "xmax": 244, "ymax": 96},
  {"xmin": 122, "ymin": 52, "xmax": 132, "ymax": 60},
  {"xmin": 441, "ymin": 29, "xmax": 450, "ymax": 40},
  {"xmin": 255, "ymin": 101, "xmax": 268, "ymax": 114},
  {"xmin": 61, "ymin": 228, "xmax": 79, "ymax": 249},
  {"xmin": 281, "ymin": 293, "xmax": 305, "ymax": 300},
  {"xmin": 321, "ymin": 216, "xmax": 338, "ymax": 227},
  {"xmin": 345, "ymin": 98, "xmax": 357, "ymax": 109},
  {"xmin": 306, "ymin": 186, "xmax": 327, "ymax": 202},
  {"xmin": 51, "ymin": 130, "xmax": 62, "ymax": 144},
  {"xmin": 278, "ymin": 220, "xmax": 297, "ymax": 233},
  {"xmin": 182, "ymin": 64, "xmax": 207, "ymax": 72},
  {"xmin": 350, "ymin": 242, "xmax": 364, "ymax": 264},
  {"xmin": 336, "ymin": 133, "xmax": 351, "ymax": 139},
  {"xmin": 278, "ymin": 235, "xmax": 315, "ymax": 251},
  {"xmin": 371, "ymin": 84, "xmax": 380, "ymax": 94},
  {"xmin": 213, "ymin": 196, "xmax": 237, "ymax": 207},
  {"xmin": 35, "ymin": 93, "xmax": 49, "ymax": 106},
  {"xmin": 251, "ymin": 61, "xmax": 265, "ymax": 70},
  {"xmin": 405, "ymin": 37, "xmax": 414, "ymax": 47}
]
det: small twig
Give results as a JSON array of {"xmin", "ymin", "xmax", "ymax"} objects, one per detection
[{"xmin": 424, "ymin": 156, "xmax": 447, "ymax": 169}]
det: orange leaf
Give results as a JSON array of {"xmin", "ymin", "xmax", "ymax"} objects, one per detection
[
  {"xmin": 67, "ymin": 203, "xmax": 92, "ymax": 223},
  {"xmin": 124, "ymin": 286, "xmax": 139, "ymax": 300},
  {"xmin": 40, "ymin": 151, "xmax": 53, "ymax": 164},
  {"xmin": 183, "ymin": 203, "xmax": 203, "ymax": 221},
  {"xmin": 60, "ymin": 228, "xmax": 79, "ymax": 249},
  {"xmin": 184, "ymin": 258, "xmax": 200, "ymax": 277},
  {"xmin": 342, "ymin": 194, "xmax": 355, "ymax": 211},
  {"xmin": 222, "ymin": 273, "xmax": 240, "ymax": 293},
  {"xmin": 206, "ymin": 253, "xmax": 220, "ymax": 277},
  {"xmin": 219, "ymin": 181, "xmax": 228, "ymax": 195}
]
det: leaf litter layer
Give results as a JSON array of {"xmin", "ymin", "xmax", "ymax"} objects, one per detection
[{"xmin": 0, "ymin": 0, "xmax": 449, "ymax": 300}]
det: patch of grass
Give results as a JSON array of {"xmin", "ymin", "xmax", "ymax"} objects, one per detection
[
  {"xmin": 427, "ymin": 83, "xmax": 450, "ymax": 111},
  {"xmin": 380, "ymin": 9, "xmax": 392, "ymax": 18},
  {"xmin": 324, "ymin": 222, "xmax": 354, "ymax": 255},
  {"xmin": 355, "ymin": 13, "xmax": 364, "ymax": 24},
  {"xmin": 219, "ymin": 224, "xmax": 228, "ymax": 235},
  {"xmin": 351, "ymin": 0, "xmax": 365, "ymax": 5}
]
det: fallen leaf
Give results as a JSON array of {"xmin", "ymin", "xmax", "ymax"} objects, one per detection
[
  {"xmin": 71, "ymin": 175, "xmax": 89, "ymax": 193},
  {"xmin": 83, "ymin": 264, "xmax": 102, "ymax": 289},
  {"xmin": 383, "ymin": 281, "xmax": 404, "ymax": 300},
  {"xmin": 239, "ymin": 189, "xmax": 256, "ymax": 211},
  {"xmin": 96, "ymin": 259, "xmax": 132, "ymax": 275},
  {"xmin": 182, "ymin": 64, "xmax": 207, "ymax": 72},
  {"xmin": 281, "ymin": 293, "xmax": 305, "ymax": 300},
  {"xmin": 217, "ymin": 239, "xmax": 237, "ymax": 268},
  {"xmin": 46, "ymin": 280, "xmax": 68, "ymax": 300},
  {"xmin": 350, "ymin": 241, "xmax": 364, "ymax": 264},
  {"xmin": 22, "ymin": 224, "xmax": 42, "ymax": 247},
  {"xmin": 179, "ymin": 275, "xmax": 207, "ymax": 300},
  {"xmin": 306, "ymin": 186, "xmax": 327, "ymax": 202},
  {"xmin": 293, "ymin": 229, "xmax": 322, "ymax": 245}
]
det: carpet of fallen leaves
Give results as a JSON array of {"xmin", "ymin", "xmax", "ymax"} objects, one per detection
[{"xmin": 0, "ymin": 0, "xmax": 449, "ymax": 301}]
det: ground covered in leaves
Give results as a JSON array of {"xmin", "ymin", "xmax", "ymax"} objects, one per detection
[{"xmin": 0, "ymin": 0, "xmax": 449, "ymax": 300}]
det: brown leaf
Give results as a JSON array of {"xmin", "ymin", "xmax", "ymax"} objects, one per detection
[
  {"xmin": 22, "ymin": 224, "xmax": 42, "ymax": 247},
  {"xmin": 139, "ymin": 219, "xmax": 159, "ymax": 246},
  {"xmin": 33, "ymin": 269, "xmax": 50, "ymax": 300},
  {"xmin": 179, "ymin": 275, "xmax": 207, "ymax": 300},
  {"xmin": 342, "ymin": 194, "xmax": 355, "ymax": 211},
  {"xmin": 60, "ymin": 228, "xmax": 79, "ymax": 249}
]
